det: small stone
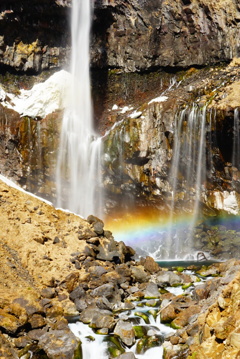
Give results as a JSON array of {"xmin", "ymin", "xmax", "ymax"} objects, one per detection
[
  {"xmin": 74, "ymin": 260, "xmax": 81, "ymax": 269},
  {"xmin": 41, "ymin": 287, "xmax": 56, "ymax": 299},
  {"xmin": 116, "ymin": 353, "xmax": 136, "ymax": 359},
  {"xmin": 53, "ymin": 237, "xmax": 60, "ymax": 244},
  {"xmin": 29, "ymin": 314, "xmax": 46, "ymax": 329},
  {"xmin": 144, "ymin": 282, "xmax": 160, "ymax": 299},
  {"xmin": 69, "ymin": 286, "xmax": 85, "ymax": 301},
  {"xmin": 114, "ymin": 320, "xmax": 135, "ymax": 347}
]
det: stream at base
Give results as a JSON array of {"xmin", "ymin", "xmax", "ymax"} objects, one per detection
[
  {"xmin": 69, "ymin": 304, "xmax": 172, "ymax": 359},
  {"xmin": 68, "ymin": 266, "xmax": 213, "ymax": 359}
]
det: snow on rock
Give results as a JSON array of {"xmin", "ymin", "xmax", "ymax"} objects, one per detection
[
  {"xmin": 0, "ymin": 86, "xmax": 6, "ymax": 101},
  {"xmin": 121, "ymin": 106, "xmax": 133, "ymax": 114},
  {"xmin": 148, "ymin": 95, "xmax": 168, "ymax": 104},
  {"xmin": 129, "ymin": 110, "xmax": 142, "ymax": 119},
  {"xmin": 213, "ymin": 191, "xmax": 240, "ymax": 215},
  {"xmin": 2, "ymin": 70, "xmax": 71, "ymax": 118}
]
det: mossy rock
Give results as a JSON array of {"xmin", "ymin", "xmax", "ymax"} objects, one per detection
[
  {"xmin": 73, "ymin": 342, "xmax": 82, "ymax": 359},
  {"xmin": 182, "ymin": 283, "xmax": 193, "ymax": 290},
  {"xmin": 133, "ymin": 325, "xmax": 148, "ymax": 338},
  {"xmin": 134, "ymin": 312, "xmax": 150, "ymax": 324},
  {"xmin": 147, "ymin": 309, "xmax": 158, "ymax": 319},
  {"xmin": 105, "ymin": 335, "xmax": 125, "ymax": 358},
  {"xmin": 136, "ymin": 334, "xmax": 163, "ymax": 355}
]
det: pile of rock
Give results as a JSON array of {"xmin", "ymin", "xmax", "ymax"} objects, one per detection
[{"xmin": 1, "ymin": 179, "xmax": 240, "ymax": 358}]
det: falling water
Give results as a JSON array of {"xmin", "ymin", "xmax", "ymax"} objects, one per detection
[
  {"xmin": 166, "ymin": 104, "xmax": 207, "ymax": 259},
  {"xmin": 232, "ymin": 108, "xmax": 240, "ymax": 170},
  {"xmin": 56, "ymin": 0, "xmax": 102, "ymax": 218}
]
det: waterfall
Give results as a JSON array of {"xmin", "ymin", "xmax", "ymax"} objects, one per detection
[
  {"xmin": 232, "ymin": 108, "xmax": 240, "ymax": 170},
  {"xmin": 56, "ymin": 0, "xmax": 103, "ymax": 218},
  {"xmin": 165, "ymin": 104, "xmax": 207, "ymax": 259}
]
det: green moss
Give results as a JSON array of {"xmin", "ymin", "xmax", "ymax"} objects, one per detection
[
  {"xmin": 74, "ymin": 341, "xmax": 82, "ymax": 359},
  {"xmin": 187, "ymin": 352, "xmax": 198, "ymax": 359},
  {"xmin": 105, "ymin": 335, "xmax": 125, "ymax": 357},
  {"xmin": 182, "ymin": 283, "xmax": 193, "ymax": 290},
  {"xmin": 170, "ymin": 322, "xmax": 181, "ymax": 330},
  {"xmin": 133, "ymin": 325, "xmax": 147, "ymax": 338},
  {"xmin": 136, "ymin": 337, "xmax": 148, "ymax": 354},
  {"xmin": 147, "ymin": 309, "xmax": 158, "ymax": 319},
  {"xmin": 134, "ymin": 312, "xmax": 150, "ymax": 324}
]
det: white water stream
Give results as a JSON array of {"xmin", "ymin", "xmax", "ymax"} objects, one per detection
[
  {"xmin": 56, "ymin": 0, "xmax": 103, "ymax": 218},
  {"xmin": 69, "ymin": 304, "xmax": 175, "ymax": 359}
]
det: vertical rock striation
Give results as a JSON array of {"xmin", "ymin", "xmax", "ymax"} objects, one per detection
[{"xmin": 0, "ymin": 0, "xmax": 240, "ymax": 72}]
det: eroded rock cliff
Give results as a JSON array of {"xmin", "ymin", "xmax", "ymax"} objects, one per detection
[{"xmin": 0, "ymin": 0, "xmax": 240, "ymax": 72}]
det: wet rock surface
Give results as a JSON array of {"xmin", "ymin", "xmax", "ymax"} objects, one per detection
[{"xmin": 0, "ymin": 62, "xmax": 240, "ymax": 260}]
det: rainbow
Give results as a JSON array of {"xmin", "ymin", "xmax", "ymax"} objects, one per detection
[{"xmin": 105, "ymin": 208, "xmax": 240, "ymax": 260}]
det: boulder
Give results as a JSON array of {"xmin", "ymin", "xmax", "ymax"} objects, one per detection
[
  {"xmin": 144, "ymin": 282, "xmax": 160, "ymax": 299},
  {"xmin": 38, "ymin": 329, "xmax": 81, "ymax": 359},
  {"xmin": 140, "ymin": 256, "xmax": 160, "ymax": 274},
  {"xmin": 131, "ymin": 265, "xmax": 149, "ymax": 283},
  {"xmin": 155, "ymin": 271, "xmax": 183, "ymax": 287},
  {"xmin": 0, "ymin": 334, "xmax": 18, "ymax": 359},
  {"xmin": 114, "ymin": 320, "xmax": 136, "ymax": 347},
  {"xmin": 90, "ymin": 312, "xmax": 115, "ymax": 330}
]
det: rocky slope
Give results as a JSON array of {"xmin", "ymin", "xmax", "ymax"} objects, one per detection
[{"xmin": 1, "ymin": 177, "xmax": 240, "ymax": 359}]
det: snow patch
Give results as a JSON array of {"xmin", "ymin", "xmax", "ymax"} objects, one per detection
[
  {"xmin": 148, "ymin": 96, "xmax": 168, "ymax": 104},
  {"xmin": 0, "ymin": 87, "xmax": 6, "ymax": 101},
  {"xmin": 0, "ymin": 174, "xmax": 52, "ymax": 205},
  {"xmin": 121, "ymin": 106, "xmax": 133, "ymax": 114},
  {"xmin": 213, "ymin": 191, "xmax": 239, "ymax": 215},
  {"xmin": 3, "ymin": 70, "xmax": 71, "ymax": 118},
  {"xmin": 129, "ymin": 110, "xmax": 142, "ymax": 119}
]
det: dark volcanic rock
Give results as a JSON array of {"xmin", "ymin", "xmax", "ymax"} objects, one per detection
[
  {"xmin": 0, "ymin": 0, "xmax": 240, "ymax": 72},
  {"xmin": 92, "ymin": 0, "xmax": 240, "ymax": 71},
  {"xmin": 0, "ymin": 0, "xmax": 71, "ymax": 72}
]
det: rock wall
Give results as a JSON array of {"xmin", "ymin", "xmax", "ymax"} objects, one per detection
[
  {"xmin": 0, "ymin": 0, "xmax": 240, "ymax": 72},
  {"xmin": 0, "ymin": 61, "xmax": 240, "ymax": 224},
  {"xmin": 92, "ymin": 0, "xmax": 240, "ymax": 71},
  {"xmin": 0, "ymin": 0, "xmax": 70, "ymax": 72},
  {"xmin": 103, "ymin": 60, "xmax": 240, "ymax": 216}
]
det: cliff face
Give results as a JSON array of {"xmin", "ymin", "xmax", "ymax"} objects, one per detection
[
  {"xmin": 0, "ymin": 0, "xmax": 240, "ymax": 72},
  {"xmin": 93, "ymin": 0, "xmax": 240, "ymax": 71},
  {"xmin": 0, "ymin": 0, "xmax": 71, "ymax": 72}
]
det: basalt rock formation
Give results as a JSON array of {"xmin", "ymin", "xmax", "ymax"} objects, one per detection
[
  {"xmin": 0, "ymin": 0, "xmax": 240, "ymax": 72},
  {"xmin": 0, "ymin": 0, "xmax": 71, "ymax": 72},
  {"xmin": 93, "ymin": 0, "xmax": 240, "ymax": 71}
]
